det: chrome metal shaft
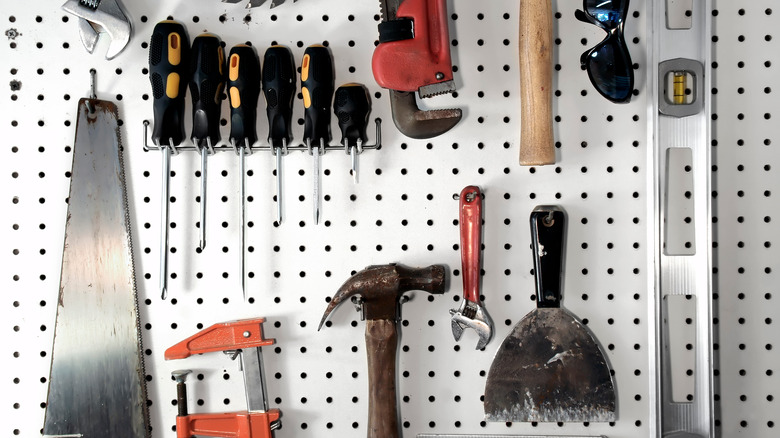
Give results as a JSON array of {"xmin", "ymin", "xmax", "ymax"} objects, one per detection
[
  {"xmin": 239, "ymin": 143, "xmax": 246, "ymax": 300},
  {"xmin": 199, "ymin": 140, "xmax": 209, "ymax": 250},
  {"xmin": 312, "ymin": 139, "xmax": 321, "ymax": 224},
  {"xmin": 160, "ymin": 144, "xmax": 170, "ymax": 300},
  {"xmin": 275, "ymin": 145, "xmax": 283, "ymax": 224}
]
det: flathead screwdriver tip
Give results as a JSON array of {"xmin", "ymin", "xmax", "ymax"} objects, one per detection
[{"xmin": 350, "ymin": 147, "xmax": 359, "ymax": 184}]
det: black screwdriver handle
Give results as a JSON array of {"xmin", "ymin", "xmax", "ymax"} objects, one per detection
[
  {"xmin": 149, "ymin": 21, "xmax": 190, "ymax": 146},
  {"xmin": 301, "ymin": 45, "xmax": 334, "ymax": 146},
  {"xmin": 262, "ymin": 45, "xmax": 296, "ymax": 148},
  {"xmin": 227, "ymin": 44, "xmax": 261, "ymax": 146},
  {"xmin": 334, "ymin": 83, "xmax": 371, "ymax": 147},
  {"xmin": 190, "ymin": 33, "xmax": 226, "ymax": 147}
]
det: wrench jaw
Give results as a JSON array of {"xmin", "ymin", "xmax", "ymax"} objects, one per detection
[
  {"xmin": 389, "ymin": 90, "xmax": 462, "ymax": 139},
  {"xmin": 449, "ymin": 299, "xmax": 493, "ymax": 350},
  {"xmin": 62, "ymin": 0, "xmax": 132, "ymax": 60}
]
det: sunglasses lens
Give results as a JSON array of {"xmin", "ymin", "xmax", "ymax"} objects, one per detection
[
  {"xmin": 585, "ymin": 0, "xmax": 625, "ymax": 28},
  {"xmin": 584, "ymin": 37, "xmax": 633, "ymax": 102}
]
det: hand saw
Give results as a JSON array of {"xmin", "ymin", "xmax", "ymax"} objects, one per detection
[{"xmin": 43, "ymin": 72, "xmax": 149, "ymax": 438}]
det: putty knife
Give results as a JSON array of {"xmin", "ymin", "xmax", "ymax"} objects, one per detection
[{"xmin": 483, "ymin": 205, "xmax": 616, "ymax": 422}]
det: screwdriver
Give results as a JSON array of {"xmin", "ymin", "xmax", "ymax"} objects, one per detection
[
  {"xmin": 189, "ymin": 33, "xmax": 226, "ymax": 250},
  {"xmin": 333, "ymin": 83, "xmax": 371, "ymax": 184},
  {"xmin": 227, "ymin": 44, "xmax": 261, "ymax": 300},
  {"xmin": 149, "ymin": 21, "xmax": 191, "ymax": 300},
  {"xmin": 261, "ymin": 46, "xmax": 296, "ymax": 224},
  {"xmin": 301, "ymin": 45, "xmax": 334, "ymax": 225}
]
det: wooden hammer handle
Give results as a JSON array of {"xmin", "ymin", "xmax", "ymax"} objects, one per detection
[
  {"xmin": 519, "ymin": 0, "xmax": 555, "ymax": 165},
  {"xmin": 365, "ymin": 319, "xmax": 399, "ymax": 438}
]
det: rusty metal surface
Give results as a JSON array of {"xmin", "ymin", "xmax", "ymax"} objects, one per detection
[
  {"xmin": 319, "ymin": 264, "xmax": 446, "ymax": 327},
  {"xmin": 389, "ymin": 91, "xmax": 462, "ymax": 139},
  {"xmin": 43, "ymin": 98, "xmax": 149, "ymax": 438},
  {"xmin": 484, "ymin": 308, "xmax": 616, "ymax": 423}
]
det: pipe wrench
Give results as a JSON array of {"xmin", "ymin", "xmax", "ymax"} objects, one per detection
[
  {"xmin": 372, "ymin": 0, "xmax": 462, "ymax": 139},
  {"xmin": 450, "ymin": 186, "xmax": 493, "ymax": 350}
]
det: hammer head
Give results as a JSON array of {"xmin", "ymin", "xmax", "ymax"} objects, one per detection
[{"xmin": 319, "ymin": 264, "xmax": 447, "ymax": 329}]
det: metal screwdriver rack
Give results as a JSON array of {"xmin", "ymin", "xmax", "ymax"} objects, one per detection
[{"xmin": 2, "ymin": 0, "xmax": 779, "ymax": 437}]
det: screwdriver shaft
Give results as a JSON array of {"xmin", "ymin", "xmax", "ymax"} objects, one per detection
[
  {"xmin": 199, "ymin": 142, "xmax": 208, "ymax": 250},
  {"xmin": 239, "ymin": 142, "xmax": 246, "ymax": 300},
  {"xmin": 350, "ymin": 142, "xmax": 359, "ymax": 184},
  {"xmin": 159, "ymin": 143, "xmax": 171, "ymax": 300},
  {"xmin": 275, "ymin": 145, "xmax": 283, "ymax": 224},
  {"xmin": 312, "ymin": 139, "xmax": 321, "ymax": 224}
]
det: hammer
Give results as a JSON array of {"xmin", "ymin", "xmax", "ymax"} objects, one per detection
[{"xmin": 319, "ymin": 264, "xmax": 447, "ymax": 438}]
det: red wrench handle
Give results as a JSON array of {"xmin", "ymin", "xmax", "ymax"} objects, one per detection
[
  {"xmin": 372, "ymin": 0, "xmax": 453, "ymax": 92},
  {"xmin": 459, "ymin": 186, "xmax": 482, "ymax": 304}
]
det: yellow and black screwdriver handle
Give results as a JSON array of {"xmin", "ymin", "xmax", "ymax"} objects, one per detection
[
  {"xmin": 148, "ymin": 21, "xmax": 190, "ymax": 147},
  {"xmin": 301, "ymin": 45, "xmax": 335, "ymax": 148},
  {"xmin": 262, "ymin": 45, "xmax": 297, "ymax": 149},
  {"xmin": 189, "ymin": 33, "xmax": 226, "ymax": 148},
  {"xmin": 227, "ymin": 45, "xmax": 261, "ymax": 147},
  {"xmin": 334, "ymin": 83, "xmax": 371, "ymax": 148}
]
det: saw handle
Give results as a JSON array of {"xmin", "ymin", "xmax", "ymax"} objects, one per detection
[
  {"xmin": 530, "ymin": 206, "xmax": 565, "ymax": 308},
  {"xmin": 365, "ymin": 319, "xmax": 400, "ymax": 438},
  {"xmin": 148, "ymin": 21, "xmax": 190, "ymax": 146},
  {"xmin": 227, "ymin": 44, "xmax": 261, "ymax": 146},
  {"xmin": 459, "ymin": 186, "xmax": 482, "ymax": 304},
  {"xmin": 518, "ymin": 0, "xmax": 555, "ymax": 165},
  {"xmin": 371, "ymin": 0, "xmax": 453, "ymax": 92}
]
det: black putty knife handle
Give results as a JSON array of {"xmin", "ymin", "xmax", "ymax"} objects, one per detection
[{"xmin": 530, "ymin": 205, "xmax": 565, "ymax": 308}]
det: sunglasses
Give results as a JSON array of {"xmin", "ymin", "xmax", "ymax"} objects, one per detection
[{"xmin": 575, "ymin": 0, "xmax": 634, "ymax": 103}]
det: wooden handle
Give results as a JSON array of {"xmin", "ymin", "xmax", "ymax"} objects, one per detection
[
  {"xmin": 365, "ymin": 319, "xmax": 399, "ymax": 438},
  {"xmin": 519, "ymin": 0, "xmax": 555, "ymax": 165}
]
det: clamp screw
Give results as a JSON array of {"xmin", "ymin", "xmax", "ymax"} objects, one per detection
[{"xmin": 172, "ymin": 369, "xmax": 191, "ymax": 383}]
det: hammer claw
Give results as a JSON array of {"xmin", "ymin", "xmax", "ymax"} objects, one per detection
[{"xmin": 319, "ymin": 264, "xmax": 447, "ymax": 329}]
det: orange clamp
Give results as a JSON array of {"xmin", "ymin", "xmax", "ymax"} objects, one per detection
[{"xmin": 165, "ymin": 318, "xmax": 275, "ymax": 360}]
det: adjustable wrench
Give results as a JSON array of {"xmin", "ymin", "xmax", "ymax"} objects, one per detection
[
  {"xmin": 62, "ymin": 0, "xmax": 132, "ymax": 60},
  {"xmin": 450, "ymin": 186, "xmax": 493, "ymax": 350},
  {"xmin": 372, "ymin": 0, "xmax": 462, "ymax": 139}
]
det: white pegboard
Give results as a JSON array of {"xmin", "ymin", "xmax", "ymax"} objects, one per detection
[
  {"xmin": 710, "ymin": 1, "xmax": 780, "ymax": 436},
  {"xmin": 2, "ymin": 1, "xmax": 660, "ymax": 437}
]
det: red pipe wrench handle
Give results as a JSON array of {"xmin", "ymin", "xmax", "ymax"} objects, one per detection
[
  {"xmin": 372, "ymin": 0, "xmax": 454, "ymax": 92},
  {"xmin": 459, "ymin": 186, "xmax": 482, "ymax": 304}
]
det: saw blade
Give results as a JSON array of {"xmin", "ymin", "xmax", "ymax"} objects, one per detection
[{"xmin": 43, "ymin": 98, "xmax": 149, "ymax": 438}]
